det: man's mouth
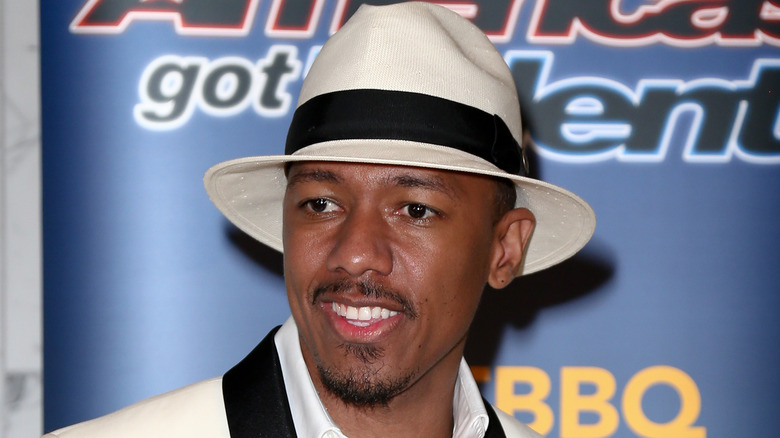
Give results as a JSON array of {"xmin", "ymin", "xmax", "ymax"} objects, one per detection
[{"xmin": 331, "ymin": 302, "xmax": 400, "ymax": 327}]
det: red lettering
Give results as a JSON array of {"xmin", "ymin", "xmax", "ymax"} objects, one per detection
[
  {"xmin": 529, "ymin": 0, "xmax": 779, "ymax": 47},
  {"xmin": 70, "ymin": 0, "xmax": 259, "ymax": 36}
]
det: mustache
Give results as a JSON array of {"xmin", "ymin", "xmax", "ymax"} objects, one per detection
[{"xmin": 312, "ymin": 278, "xmax": 419, "ymax": 319}]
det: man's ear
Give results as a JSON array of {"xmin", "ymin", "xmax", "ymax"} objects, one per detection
[{"xmin": 487, "ymin": 208, "xmax": 536, "ymax": 289}]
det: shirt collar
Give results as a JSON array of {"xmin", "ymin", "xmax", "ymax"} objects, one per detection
[
  {"xmin": 453, "ymin": 359, "xmax": 490, "ymax": 438},
  {"xmin": 274, "ymin": 317, "xmax": 489, "ymax": 438},
  {"xmin": 275, "ymin": 317, "xmax": 344, "ymax": 438}
]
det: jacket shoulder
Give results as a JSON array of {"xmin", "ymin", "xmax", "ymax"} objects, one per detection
[
  {"xmin": 43, "ymin": 378, "xmax": 229, "ymax": 438},
  {"xmin": 493, "ymin": 405, "xmax": 545, "ymax": 438}
]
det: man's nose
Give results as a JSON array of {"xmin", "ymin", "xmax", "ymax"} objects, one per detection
[{"xmin": 325, "ymin": 207, "xmax": 393, "ymax": 277}]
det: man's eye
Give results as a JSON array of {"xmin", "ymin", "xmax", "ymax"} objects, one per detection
[
  {"xmin": 403, "ymin": 204, "xmax": 435, "ymax": 220},
  {"xmin": 304, "ymin": 198, "xmax": 338, "ymax": 213}
]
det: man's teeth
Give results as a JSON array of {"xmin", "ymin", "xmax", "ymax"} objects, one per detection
[{"xmin": 332, "ymin": 302, "xmax": 399, "ymax": 322}]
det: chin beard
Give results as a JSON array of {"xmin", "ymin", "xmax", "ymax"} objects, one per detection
[{"xmin": 317, "ymin": 344, "xmax": 413, "ymax": 408}]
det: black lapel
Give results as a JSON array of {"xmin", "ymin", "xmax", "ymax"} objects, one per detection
[
  {"xmin": 222, "ymin": 326, "xmax": 297, "ymax": 438},
  {"xmin": 483, "ymin": 399, "xmax": 507, "ymax": 438}
]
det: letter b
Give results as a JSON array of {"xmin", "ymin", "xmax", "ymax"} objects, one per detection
[
  {"xmin": 495, "ymin": 366, "xmax": 554, "ymax": 435},
  {"xmin": 560, "ymin": 367, "xmax": 619, "ymax": 438}
]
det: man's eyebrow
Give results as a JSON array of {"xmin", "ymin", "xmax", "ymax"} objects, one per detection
[
  {"xmin": 286, "ymin": 168, "xmax": 342, "ymax": 187},
  {"xmin": 391, "ymin": 174, "xmax": 459, "ymax": 200}
]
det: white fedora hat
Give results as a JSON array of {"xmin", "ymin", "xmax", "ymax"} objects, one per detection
[{"xmin": 204, "ymin": 2, "xmax": 595, "ymax": 276}]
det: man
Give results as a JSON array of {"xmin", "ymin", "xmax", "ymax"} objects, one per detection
[{"xmin": 44, "ymin": 2, "xmax": 595, "ymax": 437}]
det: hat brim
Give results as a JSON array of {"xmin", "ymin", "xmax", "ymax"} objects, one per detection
[{"xmin": 204, "ymin": 140, "xmax": 595, "ymax": 276}]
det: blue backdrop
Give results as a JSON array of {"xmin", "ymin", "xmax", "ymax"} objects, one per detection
[{"xmin": 42, "ymin": 1, "xmax": 780, "ymax": 436}]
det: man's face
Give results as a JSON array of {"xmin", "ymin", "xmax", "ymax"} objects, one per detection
[{"xmin": 282, "ymin": 162, "xmax": 506, "ymax": 407}]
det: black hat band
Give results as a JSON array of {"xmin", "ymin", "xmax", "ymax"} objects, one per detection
[{"xmin": 285, "ymin": 89, "xmax": 526, "ymax": 176}]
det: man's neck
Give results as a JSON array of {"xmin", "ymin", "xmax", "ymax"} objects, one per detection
[{"xmin": 314, "ymin": 359, "xmax": 460, "ymax": 438}]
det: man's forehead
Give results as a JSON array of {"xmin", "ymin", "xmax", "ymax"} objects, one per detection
[{"xmin": 285, "ymin": 161, "xmax": 478, "ymax": 199}]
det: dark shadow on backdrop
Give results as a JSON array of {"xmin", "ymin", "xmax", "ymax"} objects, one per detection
[
  {"xmin": 464, "ymin": 243, "xmax": 615, "ymax": 367},
  {"xmin": 227, "ymin": 224, "xmax": 284, "ymax": 277},
  {"xmin": 461, "ymin": 98, "xmax": 617, "ymax": 366}
]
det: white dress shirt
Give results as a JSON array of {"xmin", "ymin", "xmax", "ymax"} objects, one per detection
[{"xmin": 274, "ymin": 317, "xmax": 490, "ymax": 438}]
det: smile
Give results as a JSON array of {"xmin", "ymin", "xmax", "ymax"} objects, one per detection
[{"xmin": 331, "ymin": 302, "xmax": 400, "ymax": 327}]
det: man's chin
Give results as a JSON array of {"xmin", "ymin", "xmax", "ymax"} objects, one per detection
[{"xmin": 317, "ymin": 363, "xmax": 413, "ymax": 408}]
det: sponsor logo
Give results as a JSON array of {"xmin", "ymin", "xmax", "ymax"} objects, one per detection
[{"xmin": 473, "ymin": 365, "xmax": 707, "ymax": 438}]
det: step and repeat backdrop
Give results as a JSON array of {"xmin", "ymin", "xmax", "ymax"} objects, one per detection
[{"xmin": 42, "ymin": 1, "xmax": 779, "ymax": 436}]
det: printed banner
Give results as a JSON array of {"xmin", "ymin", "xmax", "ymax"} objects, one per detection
[{"xmin": 42, "ymin": 1, "xmax": 780, "ymax": 436}]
